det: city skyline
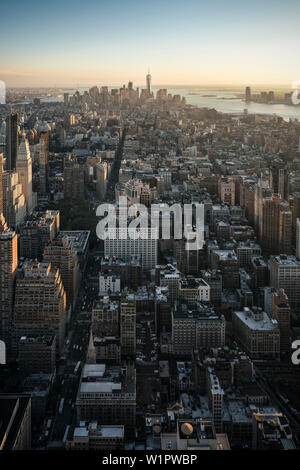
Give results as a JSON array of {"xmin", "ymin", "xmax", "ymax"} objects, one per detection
[
  {"xmin": 1, "ymin": 0, "xmax": 300, "ymax": 87},
  {"xmin": 1, "ymin": 0, "xmax": 300, "ymax": 457}
]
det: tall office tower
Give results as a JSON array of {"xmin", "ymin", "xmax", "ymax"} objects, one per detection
[
  {"xmin": 89, "ymin": 86, "xmax": 99, "ymax": 102},
  {"xmin": 156, "ymin": 89, "xmax": 168, "ymax": 101},
  {"xmin": 13, "ymin": 261, "xmax": 66, "ymax": 357},
  {"xmin": 19, "ymin": 210, "xmax": 60, "ymax": 260},
  {"xmin": 272, "ymin": 289, "xmax": 291, "ymax": 354},
  {"xmin": 270, "ymin": 255, "xmax": 300, "ymax": 309},
  {"xmin": 2, "ymin": 171, "xmax": 27, "ymax": 228},
  {"xmin": 100, "ymin": 257, "xmax": 141, "ymax": 290},
  {"xmin": 155, "ymin": 286, "xmax": 172, "ymax": 334},
  {"xmin": 63, "ymin": 155, "xmax": 84, "ymax": 200},
  {"xmin": 104, "ymin": 227, "xmax": 158, "ymax": 270},
  {"xmin": 16, "ymin": 133, "xmax": 35, "ymax": 214},
  {"xmin": 43, "ymin": 236, "xmax": 79, "ymax": 309},
  {"xmin": 297, "ymin": 218, "xmax": 300, "ymax": 260},
  {"xmin": 207, "ymin": 368, "xmax": 224, "ymax": 433},
  {"xmin": 120, "ymin": 293, "xmax": 136, "ymax": 357},
  {"xmin": 18, "ymin": 335, "xmax": 56, "ymax": 375},
  {"xmin": 69, "ymin": 113, "xmax": 76, "ymax": 126},
  {"xmin": 57, "ymin": 123, "xmax": 66, "ymax": 144},
  {"xmin": 245, "ymin": 185, "xmax": 255, "ymax": 225},
  {"xmin": 146, "ymin": 70, "xmax": 151, "ymax": 95},
  {"xmin": 270, "ymin": 163, "xmax": 289, "ymax": 200},
  {"xmin": 0, "ymin": 153, "xmax": 3, "ymax": 214},
  {"xmin": 122, "ymin": 179, "xmax": 143, "ymax": 204},
  {"xmin": 0, "ymin": 395, "xmax": 31, "ymax": 450},
  {"xmin": 59, "ymin": 230, "xmax": 90, "ymax": 270},
  {"xmin": 172, "ymin": 301, "xmax": 225, "ymax": 356},
  {"xmin": 254, "ymin": 179, "xmax": 272, "ymax": 234},
  {"xmin": 250, "ymin": 256, "xmax": 269, "ymax": 289},
  {"xmin": 245, "ymin": 86, "xmax": 251, "ymax": 101},
  {"xmin": 92, "ymin": 297, "xmax": 119, "ymax": 336},
  {"xmin": 0, "ymin": 215, "xmax": 18, "ymax": 354},
  {"xmin": 289, "ymin": 192, "xmax": 300, "ymax": 244},
  {"xmin": 5, "ymin": 112, "xmax": 19, "ymax": 171},
  {"xmin": 210, "ymin": 250, "xmax": 239, "ymax": 289},
  {"xmin": 236, "ymin": 241, "xmax": 261, "ymax": 267},
  {"xmin": 76, "ymin": 363, "xmax": 136, "ymax": 439},
  {"xmin": 218, "ymin": 177, "xmax": 235, "ymax": 205},
  {"xmin": 39, "ymin": 132, "xmax": 49, "ymax": 195},
  {"xmin": 260, "ymin": 194, "xmax": 292, "ymax": 255},
  {"xmin": 95, "ymin": 162, "xmax": 108, "ymax": 201},
  {"xmin": 172, "ymin": 237, "xmax": 200, "ymax": 276},
  {"xmin": 158, "ymin": 263, "xmax": 181, "ymax": 302},
  {"xmin": 63, "ymin": 92, "xmax": 69, "ymax": 106},
  {"xmin": 201, "ymin": 270, "xmax": 223, "ymax": 306}
]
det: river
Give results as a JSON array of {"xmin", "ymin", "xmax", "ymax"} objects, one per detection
[{"xmin": 152, "ymin": 86, "xmax": 300, "ymax": 121}]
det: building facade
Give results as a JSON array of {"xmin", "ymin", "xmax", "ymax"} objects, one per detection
[
  {"xmin": 0, "ymin": 215, "xmax": 18, "ymax": 353},
  {"xmin": 232, "ymin": 307, "xmax": 280, "ymax": 359},
  {"xmin": 13, "ymin": 261, "xmax": 66, "ymax": 357},
  {"xmin": 76, "ymin": 363, "xmax": 136, "ymax": 439}
]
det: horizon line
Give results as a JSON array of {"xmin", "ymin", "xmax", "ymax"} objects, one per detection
[{"xmin": 6, "ymin": 83, "xmax": 294, "ymax": 90}]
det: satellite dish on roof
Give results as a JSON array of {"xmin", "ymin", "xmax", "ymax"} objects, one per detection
[{"xmin": 181, "ymin": 422, "xmax": 193, "ymax": 436}]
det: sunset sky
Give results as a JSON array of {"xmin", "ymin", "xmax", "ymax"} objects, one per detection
[{"xmin": 1, "ymin": 0, "xmax": 299, "ymax": 87}]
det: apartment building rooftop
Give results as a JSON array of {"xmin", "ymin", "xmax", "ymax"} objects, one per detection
[
  {"xmin": 71, "ymin": 423, "xmax": 124, "ymax": 439},
  {"xmin": 78, "ymin": 363, "xmax": 135, "ymax": 395},
  {"xmin": 271, "ymin": 254, "xmax": 300, "ymax": 267},
  {"xmin": 58, "ymin": 230, "xmax": 90, "ymax": 253},
  {"xmin": 158, "ymin": 263, "xmax": 181, "ymax": 279},
  {"xmin": 93, "ymin": 297, "xmax": 119, "ymax": 310},
  {"xmin": 173, "ymin": 300, "xmax": 222, "ymax": 321},
  {"xmin": 180, "ymin": 277, "xmax": 209, "ymax": 289},
  {"xmin": 234, "ymin": 307, "xmax": 278, "ymax": 331},
  {"xmin": 212, "ymin": 250, "xmax": 238, "ymax": 261}
]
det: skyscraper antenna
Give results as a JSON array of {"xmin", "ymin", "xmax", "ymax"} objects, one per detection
[{"xmin": 146, "ymin": 69, "xmax": 151, "ymax": 94}]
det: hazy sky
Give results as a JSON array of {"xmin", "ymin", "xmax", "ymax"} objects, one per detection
[{"xmin": 1, "ymin": 0, "xmax": 300, "ymax": 87}]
